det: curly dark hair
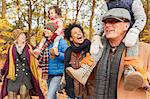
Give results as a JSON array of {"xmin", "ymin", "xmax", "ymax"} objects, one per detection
[
  {"xmin": 64, "ymin": 23, "xmax": 84, "ymax": 42},
  {"xmin": 48, "ymin": 5, "xmax": 62, "ymax": 17}
]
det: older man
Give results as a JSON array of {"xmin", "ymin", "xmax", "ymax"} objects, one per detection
[{"xmin": 95, "ymin": 8, "xmax": 150, "ymax": 99}]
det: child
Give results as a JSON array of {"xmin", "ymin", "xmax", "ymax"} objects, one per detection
[
  {"xmin": 91, "ymin": 0, "xmax": 147, "ymax": 90},
  {"xmin": 0, "ymin": 29, "xmax": 44, "ymax": 99},
  {"xmin": 48, "ymin": 5, "xmax": 65, "ymax": 59},
  {"xmin": 33, "ymin": 5, "xmax": 64, "ymax": 59}
]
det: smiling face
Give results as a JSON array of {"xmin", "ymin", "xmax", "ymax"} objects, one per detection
[
  {"xmin": 70, "ymin": 27, "xmax": 84, "ymax": 46},
  {"xmin": 16, "ymin": 33, "xmax": 26, "ymax": 43},
  {"xmin": 103, "ymin": 18, "xmax": 130, "ymax": 40},
  {"xmin": 49, "ymin": 9, "xmax": 58, "ymax": 20},
  {"xmin": 44, "ymin": 29, "xmax": 53, "ymax": 37}
]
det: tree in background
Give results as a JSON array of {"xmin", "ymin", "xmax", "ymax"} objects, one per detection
[{"xmin": 0, "ymin": 0, "xmax": 149, "ymax": 56}]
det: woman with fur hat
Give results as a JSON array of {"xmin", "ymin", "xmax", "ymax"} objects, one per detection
[{"xmin": 0, "ymin": 29, "xmax": 44, "ymax": 99}]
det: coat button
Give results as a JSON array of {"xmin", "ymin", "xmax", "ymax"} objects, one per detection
[
  {"xmin": 16, "ymin": 59, "xmax": 19, "ymax": 61},
  {"xmin": 22, "ymin": 68, "xmax": 25, "ymax": 71},
  {"xmin": 16, "ymin": 69, "xmax": 19, "ymax": 71},
  {"xmin": 22, "ymin": 63, "xmax": 25, "ymax": 66},
  {"xmin": 15, "ymin": 74, "xmax": 18, "ymax": 77},
  {"xmin": 16, "ymin": 64, "xmax": 19, "ymax": 66},
  {"xmin": 26, "ymin": 73, "xmax": 28, "ymax": 75},
  {"xmin": 23, "ymin": 58, "xmax": 26, "ymax": 60}
]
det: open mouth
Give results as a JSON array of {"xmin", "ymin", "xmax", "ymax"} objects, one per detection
[{"xmin": 77, "ymin": 36, "xmax": 82, "ymax": 40}]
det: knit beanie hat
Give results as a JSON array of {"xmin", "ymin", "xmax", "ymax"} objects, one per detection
[
  {"xmin": 13, "ymin": 29, "xmax": 25, "ymax": 40},
  {"xmin": 44, "ymin": 23, "xmax": 57, "ymax": 33}
]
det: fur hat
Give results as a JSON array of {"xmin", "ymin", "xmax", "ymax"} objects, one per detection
[
  {"xmin": 44, "ymin": 23, "xmax": 57, "ymax": 33},
  {"xmin": 12, "ymin": 29, "xmax": 25, "ymax": 40}
]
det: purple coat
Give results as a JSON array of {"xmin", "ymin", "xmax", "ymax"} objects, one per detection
[{"xmin": 0, "ymin": 44, "xmax": 44, "ymax": 99}]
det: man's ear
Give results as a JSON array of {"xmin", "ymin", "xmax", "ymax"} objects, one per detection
[
  {"xmin": 70, "ymin": 37, "xmax": 73, "ymax": 41},
  {"xmin": 124, "ymin": 23, "xmax": 130, "ymax": 31}
]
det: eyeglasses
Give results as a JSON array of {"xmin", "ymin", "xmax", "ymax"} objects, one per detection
[{"xmin": 103, "ymin": 18, "xmax": 129, "ymax": 24}]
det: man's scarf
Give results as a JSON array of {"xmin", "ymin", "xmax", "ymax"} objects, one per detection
[
  {"xmin": 7, "ymin": 44, "xmax": 40, "ymax": 81},
  {"xmin": 71, "ymin": 39, "xmax": 91, "ymax": 53},
  {"xmin": 38, "ymin": 33, "xmax": 57, "ymax": 79},
  {"xmin": 96, "ymin": 38, "xmax": 125, "ymax": 99},
  {"xmin": 64, "ymin": 39, "xmax": 91, "ymax": 98}
]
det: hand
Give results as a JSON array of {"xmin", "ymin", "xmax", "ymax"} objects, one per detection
[
  {"xmin": 92, "ymin": 35, "xmax": 103, "ymax": 48},
  {"xmin": 58, "ymin": 75, "xmax": 66, "ymax": 93},
  {"xmin": 90, "ymin": 35, "xmax": 103, "ymax": 54},
  {"xmin": 80, "ymin": 53, "xmax": 94, "ymax": 66},
  {"xmin": 123, "ymin": 28, "xmax": 140, "ymax": 47},
  {"xmin": 58, "ymin": 82, "xmax": 66, "ymax": 93},
  {"xmin": 53, "ymin": 47, "xmax": 59, "ymax": 56}
]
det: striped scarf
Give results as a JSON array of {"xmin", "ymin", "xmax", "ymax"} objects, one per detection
[{"xmin": 38, "ymin": 33, "xmax": 57, "ymax": 79}]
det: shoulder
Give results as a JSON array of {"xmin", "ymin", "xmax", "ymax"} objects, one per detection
[
  {"xmin": 139, "ymin": 42, "xmax": 150, "ymax": 59},
  {"xmin": 65, "ymin": 46, "xmax": 72, "ymax": 53},
  {"xmin": 58, "ymin": 39, "xmax": 68, "ymax": 48},
  {"xmin": 7, "ymin": 44, "xmax": 15, "ymax": 53},
  {"xmin": 26, "ymin": 43, "xmax": 33, "ymax": 49},
  {"xmin": 132, "ymin": 0, "xmax": 142, "ymax": 5},
  {"xmin": 139, "ymin": 42, "xmax": 150, "ymax": 69},
  {"xmin": 56, "ymin": 18, "xmax": 64, "ymax": 23},
  {"xmin": 139, "ymin": 42, "xmax": 150, "ymax": 52},
  {"xmin": 57, "ymin": 18, "xmax": 64, "ymax": 21},
  {"xmin": 9, "ymin": 44, "xmax": 15, "ymax": 50},
  {"xmin": 59, "ymin": 38, "xmax": 67, "ymax": 44},
  {"xmin": 41, "ymin": 37, "xmax": 46, "ymax": 42}
]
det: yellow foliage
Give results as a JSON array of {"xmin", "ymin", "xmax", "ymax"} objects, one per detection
[
  {"xmin": 1, "ymin": 31, "xmax": 13, "ymax": 38},
  {"xmin": 0, "ymin": 19, "xmax": 13, "ymax": 31},
  {"xmin": 32, "ymin": 29, "xmax": 44, "ymax": 45},
  {"xmin": 0, "ymin": 47, "xmax": 3, "ymax": 52},
  {"xmin": 140, "ymin": 35, "xmax": 150, "ymax": 43},
  {"xmin": 143, "ymin": 29, "xmax": 149, "ymax": 33},
  {"xmin": 2, "ymin": 49, "xmax": 8, "ymax": 54},
  {"xmin": 0, "ymin": 39, "xmax": 6, "ymax": 43}
]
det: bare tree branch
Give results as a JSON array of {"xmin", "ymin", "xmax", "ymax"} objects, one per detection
[{"xmin": 74, "ymin": 0, "xmax": 84, "ymax": 23}]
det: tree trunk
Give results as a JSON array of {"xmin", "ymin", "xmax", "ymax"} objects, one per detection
[
  {"xmin": 64, "ymin": 0, "xmax": 68, "ymax": 25},
  {"xmin": 43, "ymin": 1, "xmax": 46, "ymax": 26},
  {"xmin": 74, "ymin": 0, "xmax": 84, "ymax": 23},
  {"xmin": 89, "ymin": 0, "xmax": 96, "ymax": 39},
  {"xmin": 16, "ymin": 0, "xmax": 22, "ymax": 28},
  {"xmin": 27, "ymin": 0, "xmax": 33, "ymax": 43},
  {"xmin": 2, "ymin": 0, "xmax": 6, "ymax": 19},
  {"xmin": 74, "ymin": 0, "xmax": 79, "ymax": 23},
  {"xmin": 57, "ymin": 0, "xmax": 59, "ymax": 6},
  {"xmin": 147, "ymin": 0, "xmax": 150, "ymax": 32}
]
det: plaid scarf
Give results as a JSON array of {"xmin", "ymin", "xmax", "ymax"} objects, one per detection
[{"xmin": 38, "ymin": 33, "xmax": 57, "ymax": 79}]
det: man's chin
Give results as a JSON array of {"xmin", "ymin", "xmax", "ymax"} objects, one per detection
[
  {"xmin": 106, "ymin": 33, "xmax": 116, "ymax": 38},
  {"xmin": 78, "ymin": 40, "xmax": 84, "ymax": 44}
]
